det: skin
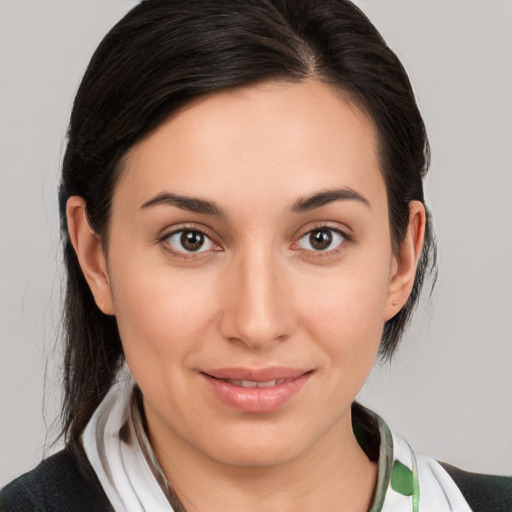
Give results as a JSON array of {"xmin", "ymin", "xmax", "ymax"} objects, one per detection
[{"xmin": 67, "ymin": 79, "xmax": 425, "ymax": 511}]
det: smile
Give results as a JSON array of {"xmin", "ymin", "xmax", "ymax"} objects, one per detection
[{"xmin": 201, "ymin": 367, "xmax": 313, "ymax": 413}]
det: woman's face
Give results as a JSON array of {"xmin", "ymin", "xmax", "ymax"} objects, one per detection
[{"xmin": 99, "ymin": 80, "xmax": 414, "ymax": 467}]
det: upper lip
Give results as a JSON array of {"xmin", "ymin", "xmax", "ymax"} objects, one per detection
[{"xmin": 202, "ymin": 366, "xmax": 312, "ymax": 382}]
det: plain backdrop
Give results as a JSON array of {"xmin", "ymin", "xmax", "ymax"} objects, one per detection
[{"xmin": 1, "ymin": 0, "xmax": 511, "ymax": 487}]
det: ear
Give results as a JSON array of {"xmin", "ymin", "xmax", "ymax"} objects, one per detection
[
  {"xmin": 66, "ymin": 196, "xmax": 115, "ymax": 315},
  {"xmin": 385, "ymin": 200, "xmax": 426, "ymax": 320}
]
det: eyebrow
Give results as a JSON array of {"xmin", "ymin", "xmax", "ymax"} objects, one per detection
[
  {"xmin": 140, "ymin": 187, "xmax": 370, "ymax": 217},
  {"xmin": 140, "ymin": 192, "xmax": 225, "ymax": 217},
  {"xmin": 291, "ymin": 188, "xmax": 370, "ymax": 213}
]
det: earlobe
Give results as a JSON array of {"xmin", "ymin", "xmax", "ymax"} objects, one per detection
[
  {"xmin": 66, "ymin": 196, "xmax": 115, "ymax": 315},
  {"xmin": 385, "ymin": 201, "xmax": 426, "ymax": 320}
]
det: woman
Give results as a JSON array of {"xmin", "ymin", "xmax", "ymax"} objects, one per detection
[{"xmin": 1, "ymin": 0, "xmax": 510, "ymax": 511}]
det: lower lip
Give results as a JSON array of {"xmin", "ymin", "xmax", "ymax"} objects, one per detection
[{"xmin": 202, "ymin": 373, "xmax": 311, "ymax": 413}]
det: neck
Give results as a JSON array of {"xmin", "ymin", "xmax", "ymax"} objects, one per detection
[{"xmin": 147, "ymin": 408, "xmax": 378, "ymax": 512}]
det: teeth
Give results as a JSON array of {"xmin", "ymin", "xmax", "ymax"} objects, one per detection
[
  {"xmin": 257, "ymin": 380, "xmax": 277, "ymax": 388},
  {"xmin": 225, "ymin": 379, "xmax": 281, "ymax": 388},
  {"xmin": 241, "ymin": 380, "xmax": 258, "ymax": 388}
]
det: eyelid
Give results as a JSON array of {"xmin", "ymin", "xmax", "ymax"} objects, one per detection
[{"xmin": 159, "ymin": 224, "xmax": 206, "ymax": 241}]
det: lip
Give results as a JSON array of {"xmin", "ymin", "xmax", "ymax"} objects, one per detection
[{"xmin": 201, "ymin": 366, "xmax": 313, "ymax": 413}]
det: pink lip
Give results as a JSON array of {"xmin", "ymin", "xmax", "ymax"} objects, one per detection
[{"xmin": 201, "ymin": 366, "xmax": 313, "ymax": 413}]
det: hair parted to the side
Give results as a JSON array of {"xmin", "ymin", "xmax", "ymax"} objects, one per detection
[{"xmin": 59, "ymin": 0, "xmax": 436, "ymax": 470}]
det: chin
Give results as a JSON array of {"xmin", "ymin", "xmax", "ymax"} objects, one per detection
[
  {"xmin": 212, "ymin": 444, "xmax": 303, "ymax": 469},
  {"xmin": 199, "ymin": 421, "xmax": 317, "ymax": 469}
]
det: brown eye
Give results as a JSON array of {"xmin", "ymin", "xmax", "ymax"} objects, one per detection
[
  {"xmin": 181, "ymin": 231, "xmax": 204, "ymax": 251},
  {"xmin": 310, "ymin": 230, "xmax": 332, "ymax": 250},
  {"xmin": 298, "ymin": 228, "xmax": 344, "ymax": 252},
  {"xmin": 167, "ymin": 229, "xmax": 215, "ymax": 253}
]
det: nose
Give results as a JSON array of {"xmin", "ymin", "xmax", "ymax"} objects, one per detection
[{"xmin": 218, "ymin": 247, "xmax": 295, "ymax": 350}]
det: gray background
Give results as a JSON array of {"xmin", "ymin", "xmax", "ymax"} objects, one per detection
[{"xmin": 1, "ymin": 0, "xmax": 511, "ymax": 486}]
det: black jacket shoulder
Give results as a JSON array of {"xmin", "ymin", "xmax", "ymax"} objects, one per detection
[
  {"xmin": 440, "ymin": 461, "xmax": 512, "ymax": 512},
  {"xmin": 0, "ymin": 449, "xmax": 113, "ymax": 512}
]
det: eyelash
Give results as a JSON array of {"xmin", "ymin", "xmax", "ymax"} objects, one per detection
[{"xmin": 159, "ymin": 224, "xmax": 351, "ymax": 260}]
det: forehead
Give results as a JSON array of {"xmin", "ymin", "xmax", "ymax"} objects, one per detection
[{"xmin": 117, "ymin": 79, "xmax": 385, "ymax": 215}]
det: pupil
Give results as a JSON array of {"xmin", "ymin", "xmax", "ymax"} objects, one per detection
[
  {"xmin": 181, "ymin": 231, "xmax": 204, "ymax": 251},
  {"xmin": 310, "ymin": 230, "xmax": 332, "ymax": 250}
]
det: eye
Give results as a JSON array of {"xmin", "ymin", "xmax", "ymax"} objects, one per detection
[
  {"xmin": 297, "ymin": 228, "xmax": 345, "ymax": 252},
  {"xmin": 166, "ymin": 229, "xmax": 217, "ymax": 254}
]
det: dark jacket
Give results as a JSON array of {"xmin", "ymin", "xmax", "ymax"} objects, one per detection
[{"xmin": 0, "ymin": 450, "xmax": 112, "ymax": 512}]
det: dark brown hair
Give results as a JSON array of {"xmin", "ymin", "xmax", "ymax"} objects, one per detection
[{"xmin": 59, "ymin": 0, "xmax": 436, "ymax": 467}]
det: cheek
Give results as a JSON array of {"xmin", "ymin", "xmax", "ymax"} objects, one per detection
[
  {"xmin": 303, "ymin": 269, "xmax": 390, "ymax": 329},
  {"xmin": 108, "ymin": 257, "xmax": 218, "ymax": 379},
  {"xmin": 297, "ymin": 261, "xmax": 391, "ymax": 364}
]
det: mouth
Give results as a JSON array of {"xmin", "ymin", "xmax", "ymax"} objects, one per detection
[{"xmin": 200, "ymin": 367, "xmax": 313, "ymax": 413}]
